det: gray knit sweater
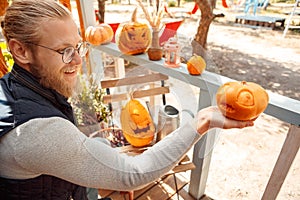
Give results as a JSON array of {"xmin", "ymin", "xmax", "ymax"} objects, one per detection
[{"xmin": 0, "ymin": 117, "xmax": 200, "ymax": 191}]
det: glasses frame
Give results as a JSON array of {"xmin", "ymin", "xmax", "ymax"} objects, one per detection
[{"xmin": 26, "ymin": 41, "xmax": 89, "ymax": 64}]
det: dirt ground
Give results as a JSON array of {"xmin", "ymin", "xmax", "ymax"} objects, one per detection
[{"xmin": 87, "ymin": 1, "xmax": 300, "ymax": 199}]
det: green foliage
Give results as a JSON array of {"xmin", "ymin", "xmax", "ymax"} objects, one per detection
[
  {"xmin": 0, "ymin": 40, "xmax": 14, "ymax": 71},
  {"xmin": 168, "ymin": 0, "xmax": 177, "ymax": 7},
  {"xmin": 70, "ymin": 74, "xmax": 111, "ymax": 126}
]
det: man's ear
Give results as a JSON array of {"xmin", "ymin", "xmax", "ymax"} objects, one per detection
[{"xmin": 8, "ymin": 39, "xmax": 31, "ymax": 65}]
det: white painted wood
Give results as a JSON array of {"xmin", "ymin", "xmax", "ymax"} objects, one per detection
[
  {"xmin": 283, "ymin": 0, "xmax": 300, "ymax": 38},
  {"xmin": 262, "ymin": 125, "xmax": 300, "ymax": 200},
  {"xmin": 78, "ymin": 0, "xmax": 103, "ymax": 80}
]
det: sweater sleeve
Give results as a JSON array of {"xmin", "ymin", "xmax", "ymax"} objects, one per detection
[{"xmin": 10, "ymin": 117, "xmax": 201, "ymax": 190}]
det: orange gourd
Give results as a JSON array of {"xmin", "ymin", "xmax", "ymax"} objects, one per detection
[
  {"xmin": 120, "ymin": 99, "xmax": 155, "ymax": 147},
  {"xmin": 216, "ymin": 81, "xmax": 269, "ymax": 121},
  {"xmin": 115, "ymin": 8, "xmax": 151, "ymax": 55},
  {"xmin": 187, "ymin": 55, "xmax": 206, "ymax": 75},
  {"xmin": 85, "ymin": 24, "xmax": 114, "ymax": 45}
]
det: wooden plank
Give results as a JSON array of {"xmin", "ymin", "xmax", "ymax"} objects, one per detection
[
  {"xmin": 235, "ymin": 15, "xmax": 285, "ymax": 30},
  {"xmin": 261, "ymin": 125, "xmax": 300, "ymax": 200},
  {"xmin": 103, "ymin": 86, "xmax": 170, "ymax": 103},
  {"xmin": 235, "ymin": 15, "xmax": 285, "ymax": 23},
  {"xmin": 135, "ymin": 173, "xmax": 189, "ymax": 200},
  {"xmin": 170, "ymin": 162, "xmax": 196, "ymax": 174},
  {"xmin": 97, "ymin": 188, "xmax": 115, "ymax": 198},
  {"xmin": 101, "ymin": 73, "xmax": 168, "ymax": 88}
]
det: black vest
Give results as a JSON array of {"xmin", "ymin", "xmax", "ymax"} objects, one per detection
[{"xmin": 0, "ymin": 64, "xmax": 87, "ymax": 200}]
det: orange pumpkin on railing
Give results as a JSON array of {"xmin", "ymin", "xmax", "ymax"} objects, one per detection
[
  {"xmin": 187, "ymin": 54, "xmax": 206, "ymax": 75},
  {"xmin": 85, "ymin": 24, "xmax": 114, "ymax": 45},
  {"xmin": 216, "ymin": 81, "xmax": 269, "ymax": 121},
  {"xmin": 120, "ymin": 99, "xmax": 155, "ymax": 147},
  {"xmin": 115, "ymin": 8, "xmax": 151, "ymax": 55}
]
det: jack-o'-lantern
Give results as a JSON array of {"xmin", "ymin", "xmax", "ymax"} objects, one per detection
[
  {"xmin": 120, "ymin": 99, "xmax": 155, "ymax": 147},
  {"xmin": 216, "ymin": 81, "xmax": 269, "ymax": 121},
  {"xmin": 115, "ymin": 8, "xmax": 151, "ymax": 55},
  {"xmin": 85, "ymin": 24, "xmax": 114, "ymax": 45}
]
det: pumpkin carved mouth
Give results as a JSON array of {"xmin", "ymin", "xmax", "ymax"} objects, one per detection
[
  {"xmin": 237, "ymin": 90, "xmax": 254, "ymax": 107},
  {"xmin": 219, "ymin": 103, "xmax": 235, "ymax": 113}
]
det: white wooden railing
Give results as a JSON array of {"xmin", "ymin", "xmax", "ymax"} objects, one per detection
[{"xmin": 93, "ymin": 43, "xmax": 299, "ymax": 200}]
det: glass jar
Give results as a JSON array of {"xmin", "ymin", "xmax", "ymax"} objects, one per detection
[{"xmin": 163, "ymin": 37, "xmax": 181, "ymax": 68}]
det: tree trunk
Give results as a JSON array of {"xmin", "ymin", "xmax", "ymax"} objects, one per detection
[
  {"xmin": 192, "ymin": 0, "xmax": 224, "ymax": 57},
  {"xmin": 97, "ymin": 0, "xmax": 106, "ymax": 23}
]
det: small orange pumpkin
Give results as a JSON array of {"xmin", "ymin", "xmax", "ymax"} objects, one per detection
[
  {"xmin": 216, "ymin": 81, "xmax": 269, "ymax": 121},
  {"xmin": 85, "ymin": 24, "xmax": 114, "ymax": 45},
  {"xmin": 187, "ymin": 55, "xmax": 206, "ymax": 75},
  {"xmin": 120, "ymin": 99, "xmax": 155, "ymax": 147},
  {"xmin": 115, "ymin": 8, "xmax": 151, "ymax": 55}
]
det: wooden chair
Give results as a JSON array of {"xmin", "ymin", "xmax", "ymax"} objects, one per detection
[
  {"xmin": 98, "ymin": 69, "xmax": 195, "ymax": 200},
  {"xmin": 159, "ymin": 19, "xmax": 184, "ymax": 46}
]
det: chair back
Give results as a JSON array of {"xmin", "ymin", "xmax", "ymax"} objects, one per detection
[{"xmin": 101, "ymin": 73, "xmax": 169, "ymax": 105}]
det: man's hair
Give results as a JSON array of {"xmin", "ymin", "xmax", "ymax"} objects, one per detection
[{"xmin": 2, "ymin": 0, "xmax": 71, "ymax": 44}]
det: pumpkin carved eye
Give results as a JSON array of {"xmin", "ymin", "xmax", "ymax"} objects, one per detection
[{"xmin": 237, "ymin": 90, "xmax": 254, "ymax": 106}]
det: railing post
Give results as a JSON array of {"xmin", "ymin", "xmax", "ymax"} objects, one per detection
[
  {"xmin": 189, "ymin": 89, "xmax": 218, "ymax": 199},
  {"xmin": 261, "ymin": 125, "xmax": 300, "ymax": 200},
  {"xmin": 78, "ymin": 0, "xmax": 103, "ymax": 81}
]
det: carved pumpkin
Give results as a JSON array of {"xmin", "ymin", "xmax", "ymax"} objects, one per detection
[
  {"xmin": 115, "ymin": 8, "xmax": 151, "ymax": 55},
  {"xmin": 85, "ymin": 24, "xmax": 114, "ymax": 45},
  {"xmin": 187, "ymin": 55, "xmax": 206, "ymax": 75},
  {"xmin": 216, "ymin": 81, "xmax": 269, "ymax": 121},
  {"xmin": 120, "ymin": 99, "xmax": 155, "ymax": 147}
]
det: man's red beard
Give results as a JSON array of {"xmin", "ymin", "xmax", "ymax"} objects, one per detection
[{"xmin": 29, "ymin": 62, "xmax": 78, "ymax": 98}]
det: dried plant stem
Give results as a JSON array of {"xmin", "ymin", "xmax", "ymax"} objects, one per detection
[{"xmin": 136, "ymin": 0, "xmax": 164, "ymax": 29}]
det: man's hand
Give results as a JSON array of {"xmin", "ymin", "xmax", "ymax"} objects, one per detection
[{"xmin": 195, "ymin": 106, "xmax": 255, "ymax": 135}]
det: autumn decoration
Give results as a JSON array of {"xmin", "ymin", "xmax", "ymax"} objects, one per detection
[
  {"xmin": 115, "ymin": 7, "xmax": 152, "ymax": 55},
  {"xmin": 186, "ymin": 54, "xmax": 206, "ymax": 75},
  {"xmin": 120, "ymin": 99, "xmax": 156, "ymax": 147},
  {"xmin": 136, "ymin": 0, "xmax": 165, "ymax": 60},
  {"xmin": 216, "ymin": 81, "xmax": 269, "ymax": 121},
  {"xmin": 85, "ymin": 24, "xmax": 114, "ymax": 46}
]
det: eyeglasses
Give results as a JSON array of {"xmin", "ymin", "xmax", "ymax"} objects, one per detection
[{"xmin": 26, "ymin": 42, "xmax": 90, "ymax": 64}]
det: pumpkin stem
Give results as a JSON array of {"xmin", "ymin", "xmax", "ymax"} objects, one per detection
[
  {"xmin": 131, "ymin": 7, "xmax": 138, "ymax": 22},
  {"xmin": 128, "ymin": 91, "xmax": 134, "ymax": 100}
]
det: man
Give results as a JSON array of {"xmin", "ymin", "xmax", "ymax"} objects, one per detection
[{"xmin": 0, "ymin": 0, "xmax": 254, "ymax": 199}]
